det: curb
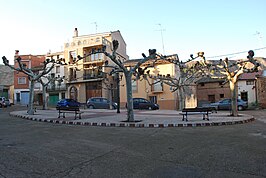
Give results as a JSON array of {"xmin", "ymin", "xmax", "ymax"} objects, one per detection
[{"xmin": 10, "ymin": 113, "xmax": 255, "ymax": 128}]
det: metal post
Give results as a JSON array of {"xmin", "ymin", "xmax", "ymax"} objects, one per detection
[{"xmin": 116, "ymin": 72, "xmax": 120, "ymax": 113}]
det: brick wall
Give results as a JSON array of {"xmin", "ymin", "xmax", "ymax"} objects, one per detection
[
  {"xmin": 197, "ymin": 82, "xmax": 231, "ymax": 104},
  {"xmin": 257, "ymin": 77, "xmax": 266, "ymax": 108}
]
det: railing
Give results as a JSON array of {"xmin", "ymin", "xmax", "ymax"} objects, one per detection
[
  {"xmin": 47, "ymin": 84, "xmax": 67, "ymax": 91},
  {"xmin": 83, "ymin": 54, "xmax": 104, "ymax": 63},
  {"xmin": 83, "ymin": 72, "xmax": 104, "ymax": 80}
]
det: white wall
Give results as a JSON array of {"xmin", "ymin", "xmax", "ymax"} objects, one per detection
[{"xmin": 237, "ymin": 80, "xmax": 256, "ymax": 104}]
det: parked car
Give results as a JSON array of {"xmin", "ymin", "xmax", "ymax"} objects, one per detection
[
  {"xmin": 210, "ymin": 98, "xmax": 248, "ymax": 111},
  {"xmin": 87, "ymin": 97, "xmax": 117, "ymax": 109},
  {"xmin": 127, "ymin": 98, "xmax": 159, "ymax": 110},
  {"xmin": 4, "ymin": 99, "xmax": 12, "ymax": 106},
  {"xmin": 56, "ymin": 99, "xmax": 80, "ymax": 107},
  {"xmin": 0, "ymin": 97, "xmax": 7, "ymax": 108}
]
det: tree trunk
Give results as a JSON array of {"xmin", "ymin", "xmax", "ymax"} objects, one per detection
[
  {"xmin": 229, "ymin": 80, "xmax": 238, "ymax": 116},
  {"xmin": 109, "ymin": 88, "xmax": 113, "ymax": 110},
  {"xmin": 125, "ymin": 73, "xmax": 134, "ymax": 122},
  {"xmin": 42, "ymin": 86, "xmax": 47, "ymax": 110},
  {"xmin": 178, "ymin": 87, "xmax": 185, "ymax": 110},
  {"xmin": 28, "ymin": 80, "xmax": 35, "ymax": 115}
]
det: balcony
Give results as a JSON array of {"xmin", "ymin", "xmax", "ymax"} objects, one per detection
[
  {"xmin": 83, "ymin": 72, "xmax": 104, "ymax": 80},
  {"xmin": 47, "ymin": 84, "xmax": 67, "ymax": 92},
  {"xmin": 83, "ymin": 53, "xmax": 104, "ymax": 63},
  {"xmin": 151, "ymin": 83, "xmax": 163, "ymax": 93}
]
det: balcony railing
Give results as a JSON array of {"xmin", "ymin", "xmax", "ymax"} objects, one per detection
[
  {"xmin": 47, "ymin": 84, "xmax": 67, "ymax": 92},
  {"xmin": 83, "ymin": 72, "xmax": 104, "ymax": 80},
  {"xmin": 83, "ymin": 53, "xmax": 104, "ymax": 63}
]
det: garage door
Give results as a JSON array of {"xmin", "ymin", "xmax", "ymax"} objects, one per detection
[
  {"xmin": 1, "ymin": 89, "xmax": 8, "ymax": 99},
  {"xmin": 49, "ymin": 94, "xmax": 59, "ymax": 106},
  {"xmin": 21, "ymin": 91, "xmax": 30, "ymax": 105}
]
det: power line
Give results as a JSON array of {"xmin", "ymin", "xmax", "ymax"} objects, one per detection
[{"xmin": 206, "ymin": 46, "xmax": 266, "ymax": 59}]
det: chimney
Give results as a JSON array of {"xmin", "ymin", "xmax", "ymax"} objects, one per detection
[
  {"xmin": 15, "ymin": 50, "xmax": 19, "ymax": 58},
  {"xmin": 74, "ymin": 28, "xmax": 78, "ymax": 37}
]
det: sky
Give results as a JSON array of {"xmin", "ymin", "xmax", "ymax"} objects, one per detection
[{"xmin": 0, "ymin": 0, "xmax": 266, "ymax": 65}]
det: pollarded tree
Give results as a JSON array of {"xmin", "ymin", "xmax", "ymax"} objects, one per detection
[
  {"xmin": 75, "ymin": 40, "xmax": 158, "ymax": 122},
  {"xmin": 203, "ymin": 50, "xmax": 260, "ymax": 116},
  {"xmin": 135, "ymin": 52, "xmax": 206, "ymax": 110},
  {"xmin": 103, "ymin": 40, "xmax": 159, "ymax": 122},
  {"xmin": 38, "ymin": 74, "xmax": 65, "ymax": 110},
  {"xmin": 2, "ymin": 55, "xmax": 64, "ymax": 115}
]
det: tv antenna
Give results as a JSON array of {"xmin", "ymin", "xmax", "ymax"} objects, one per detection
[
  {"xmin": 156, "ymin": 23, "xmax": 166, "ymax": 55},
  {"xmin": 254, "ymin": 31, "xmax": 263, "ymax": 46},
  {"xmin": 91, "ymin": 22, "xmax": 97, "ymax": 33}
]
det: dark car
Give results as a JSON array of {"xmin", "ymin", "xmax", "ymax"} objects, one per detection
[
  {"xmin": 56, "ymin": 99, "xmax": 80, "ymax": 107},
  {"xmin": 131, "ymin": 98, "xmax": 159, "ymax": 110},
  {"xmin": 87, "ymin": 97, "xmax": 117, "ymax": 109},
  {"xmin": 210, "ymin": 98, "xmax": 248, "ymax": 111}
]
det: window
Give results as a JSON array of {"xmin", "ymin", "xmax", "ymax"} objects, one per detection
[
  {"xmin": 56, "ymin": 66, "xmax": 60, "ymax": 73},
  {"xmin": 208, "ymin": 95, "xmax": 215, "ymax": 103},
  {"xmin": 69, "ymin": 51, "xmax": 76, "ymax": 64},
  {"xmin": 152, "ymin": 79, "xmax": 163, "ymax": 92},
  {"xmin": 149, "ymin": 96, "xmax": 157, "ymax": 104},
  {"xmin": 70, "ymin": 86, "xmax": 77, "ymax": 100},
  {"xmin": 220, "ymin": 94, "xmax": 224, "ymax": 98},
  {"xmin": 200, "ymin": 83, "xmax": 205, "ymax": 86},
  {"xmin": 61, "ymin": 93, "xmax": 65, "ymax": 99},
  {"xmin": 132, "ymin": 80, "xmax": 137, "ymax": 92},
  {"xmin": 91, "ymin": 54, "xmax": 95, "ymax": 61},
  {"xmin": 246, "ymin": 80, "xmax": 254, "ymax": 85},
  {"xmin": 18, "ymin": 77, "xmax": 26, "ymax": 84},
  {"xmin": 95, "ymin": 53, "xmax": 98, "ymax": 60},
  {"xmin": 69, "ymin": 68, "xmax": 76, "ymax": 81}
]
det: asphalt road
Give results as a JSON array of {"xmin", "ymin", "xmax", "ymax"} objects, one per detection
[{"xmin": 0, "ymin": 106, "xmax": 266, "ymax": 178}]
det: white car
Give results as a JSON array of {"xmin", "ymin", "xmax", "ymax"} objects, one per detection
[{"xmin": 0, "ymin": 97, "xmax": 7, "ymax": 108}]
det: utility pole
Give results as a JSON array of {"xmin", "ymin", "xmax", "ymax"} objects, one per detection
[{"xmin": 156, "ymin": 23, "xmax": 165, "ymax": 55}]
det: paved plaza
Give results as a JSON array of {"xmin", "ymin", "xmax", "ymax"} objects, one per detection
[
  {"xmin": 10, "ymin": 108, "xmax": 255, "ymax": 127},
  {"xmin": 1, "ymin": 106, "xmax": 266, "ymax": 177}
]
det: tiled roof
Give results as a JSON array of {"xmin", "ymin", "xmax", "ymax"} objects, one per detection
[
  {"xmin": 239, "ymin": 71, "xmax": 262, "ymax": 80},
  {"xmin": 0, "ymin": 65, "xmax": 14, "ymax": 86},
  {"xmin": 196, "ymin": 77, "xmax": 226, "ymax": 84}
]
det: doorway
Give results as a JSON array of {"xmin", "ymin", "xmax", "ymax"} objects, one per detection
[{"xmin": 241, "ymin": 91, "xmax": 248, "ymax": 102}]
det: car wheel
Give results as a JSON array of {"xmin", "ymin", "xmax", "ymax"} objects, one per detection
[
  {"xmin": 148, "ymin": 106, "xmax": 152, "ymax": 110},
  {"xmin": 238, "ymin": 105, "xmax": 243, "ymax": 111},
  {"xmin": 88, "ymin": 105, "xmax": 94, "ymax": 109},
  {"xmin": 0, "ymin": 104, "xmax": 2, "ymax": 108}
]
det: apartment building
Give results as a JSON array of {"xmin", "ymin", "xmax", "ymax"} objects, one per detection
[
  {"xmin": 63, "ymin": 28, "xmax": 128, "ymax": 103},
  {"xmin": 45, "ymin": 52, "xmax": 67, "ymax": 106},
  {"xmin": 13, "ymin": 51, "xmax": 45, "ymax": 105}
]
